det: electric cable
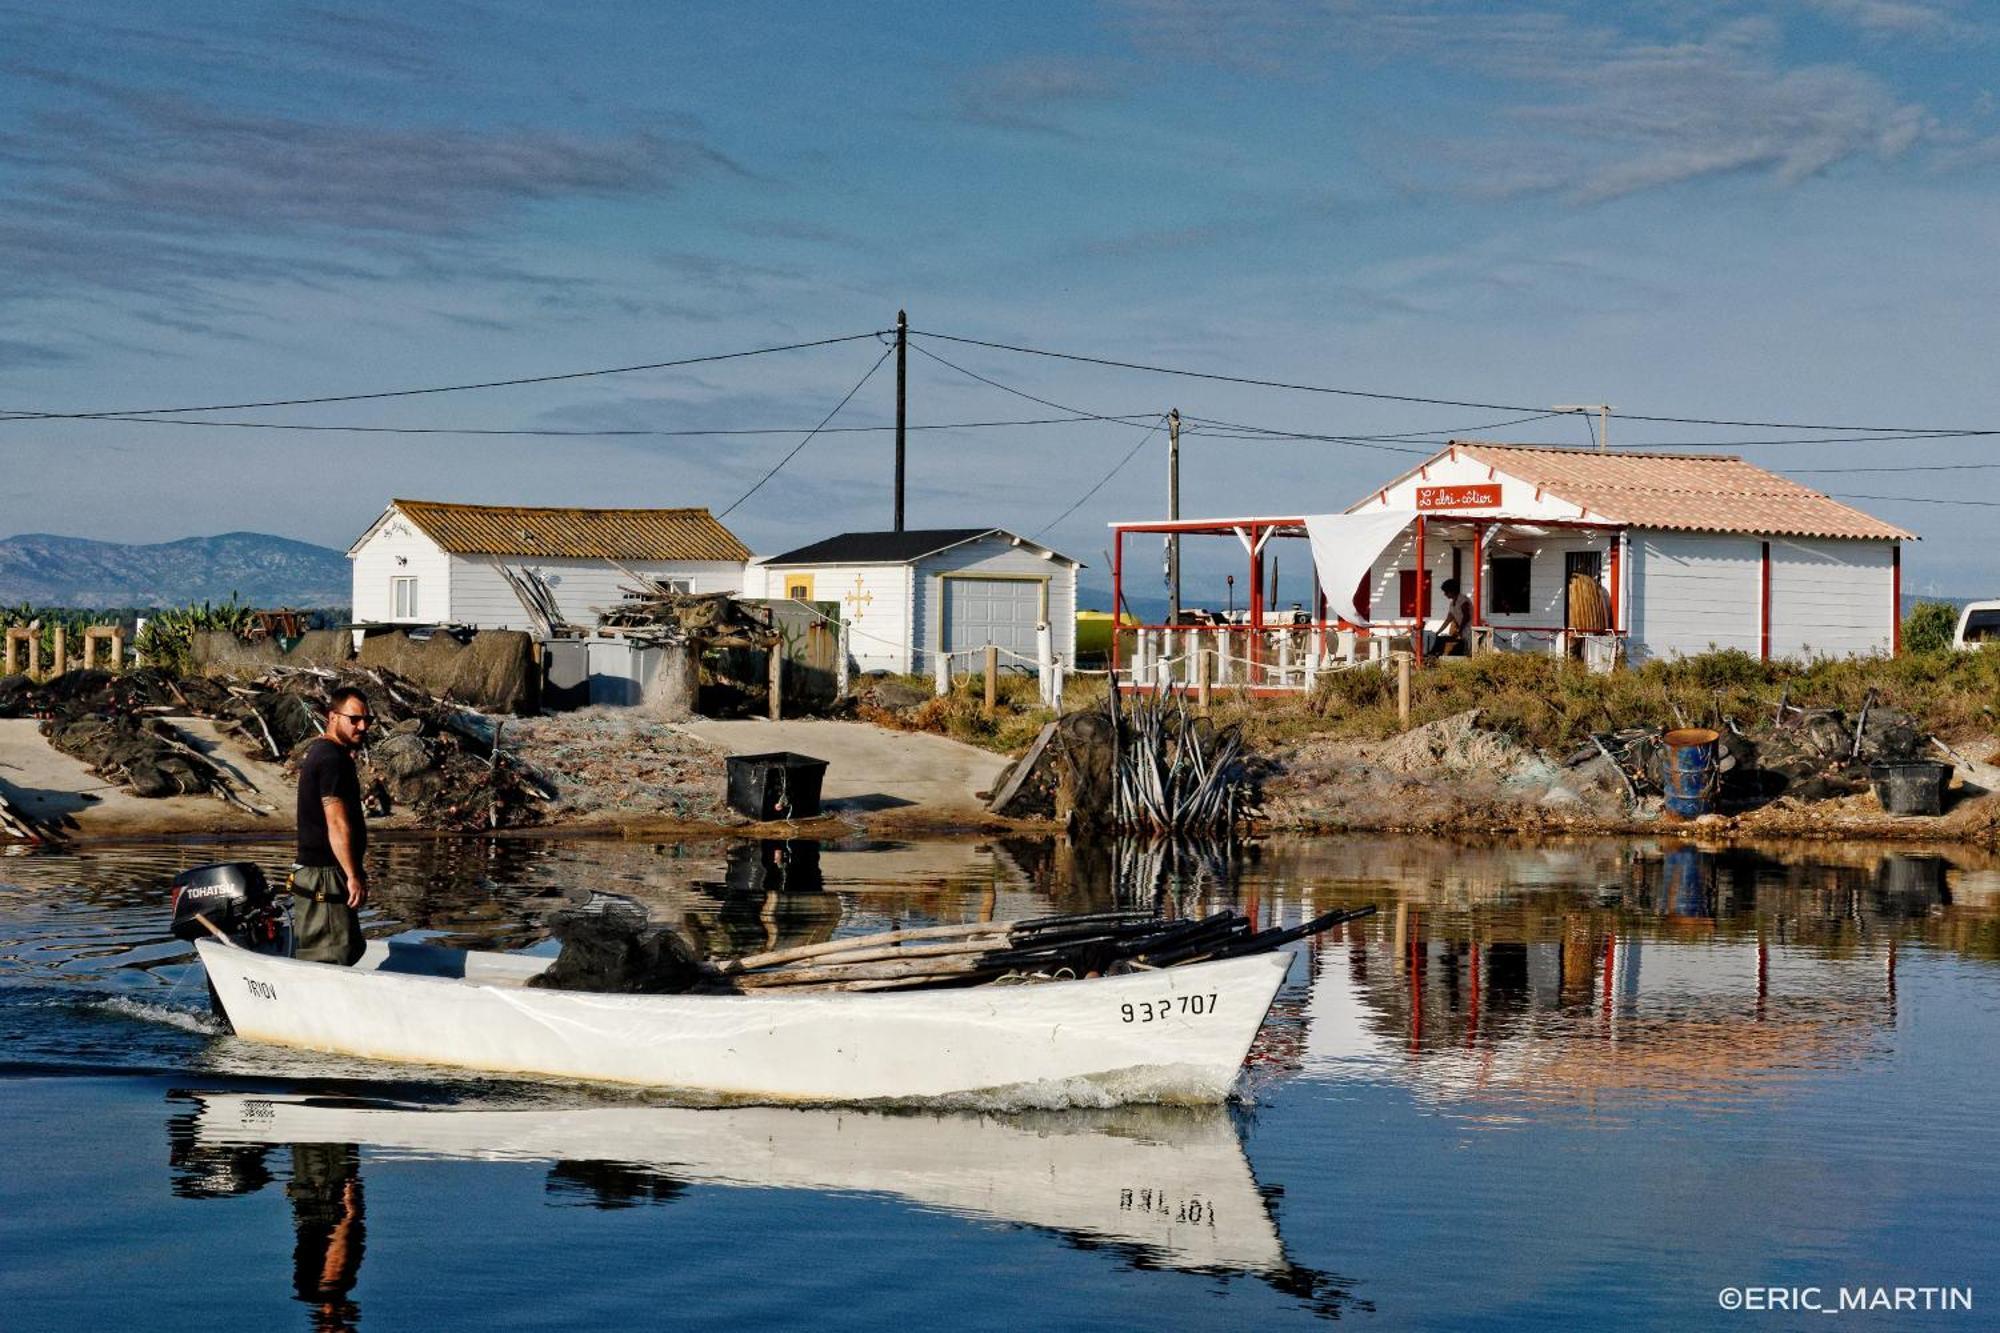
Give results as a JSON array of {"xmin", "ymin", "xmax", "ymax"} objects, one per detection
[
  {"xmin": 0, "ymin": 411, "xmax": 1149, "ymax": 439},
  {"xmin": 1033, "ymin": 414, "xmax": 1170, "ymax": 539},
  {"xmin": 913, "ymin": 327, "xmax": 1998, "ymax": 436},
  {"xmin": 715, "ymin": 345, "xmax": 895, "ymax": 520},
  {"xmin": 0, "ymin": 330, "xmax": 889, "ymax": 419}
]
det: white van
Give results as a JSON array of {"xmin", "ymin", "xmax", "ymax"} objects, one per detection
[{"xmin": 1954, "ymin": 601, "xmax": 2000, "ymax": 649}]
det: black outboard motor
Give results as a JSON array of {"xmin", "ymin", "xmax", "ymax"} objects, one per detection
[{"xmin": 170, "ymin": 862, "xmax": 285, "ymax": 953}]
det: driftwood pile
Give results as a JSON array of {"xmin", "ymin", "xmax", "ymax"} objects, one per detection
[
  {"xmin": 595, "ymin": 585, "xmax": 778, "ymax": 651},
  {"xmin": 0, "ymin": 665, "xmax": 553, "ymax": 833},
  {"xmin": 1, "ymin": 670, "xmax": 273, "ymax": 824},
  {"xmin": 225, "ymin": 665, "xmax": 554, "ymax": 830}
]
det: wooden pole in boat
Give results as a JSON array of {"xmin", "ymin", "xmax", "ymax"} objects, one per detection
[
  {"xmin": 191, "ymin": 912, "xmax": 234, "ymax": 944},
  {"xmin": 718, "ymin": 919, "xmax": 1019, "ymax": 973}
]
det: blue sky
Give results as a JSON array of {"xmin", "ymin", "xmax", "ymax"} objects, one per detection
[{"xmin": 2, "ymin": 1, "xmax": 1996, "ymax": 597}]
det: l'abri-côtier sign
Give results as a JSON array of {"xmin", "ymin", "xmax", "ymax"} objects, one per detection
[{"xmin": 1415, "ymin": 483, "xmax": 1502, "ymax": 510}]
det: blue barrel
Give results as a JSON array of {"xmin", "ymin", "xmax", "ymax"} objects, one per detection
[{"xmin": 1661, "ymin": 727, "xmax": 1720, "ymax": 817}]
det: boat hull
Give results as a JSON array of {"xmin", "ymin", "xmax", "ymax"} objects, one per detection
[{"xmin": 196, "ymin": 939, "xmax": 1294, "ymax": 1104}]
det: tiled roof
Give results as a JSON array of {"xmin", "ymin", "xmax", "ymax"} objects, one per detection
[
  {"xmin": 391, "ymin": 500, "xmax": 751, "ymax": 561},
  {"xmin": 1449, "ymin": 443, "xmax": 1917, "ymax": 541}
]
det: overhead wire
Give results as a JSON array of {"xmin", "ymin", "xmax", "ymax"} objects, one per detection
[
  {"xmin": 912, "ymin": 327, "xmax": 1999, "ymax": 436},
  {"xmin": 0, "ymin": 330, "xmax": 890, "ymax": 420},
  {"xmin": 714, "ymin": 344, "xmax": 895, "ymax": 520},
  {"xmin": 1034, "ymin": 415, "xmax": 1170, "ymax": 539},
  {"xmin": 0, "ymin": 411, "xmax": 1148, "ymax": 439}
]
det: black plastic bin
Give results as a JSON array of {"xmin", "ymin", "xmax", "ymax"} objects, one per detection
[
  {"xmin": 725, "ymin": 752, "xmax": 829, "ymax": 821},
  {"xmin": 1868, "ymin": 760, "xmax": 1951, "ymax": 816}
]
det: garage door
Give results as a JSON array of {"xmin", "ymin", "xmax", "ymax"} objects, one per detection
[{"xmin": 942, "ymin": 578, "xmax": 1044, "ymax": 669}]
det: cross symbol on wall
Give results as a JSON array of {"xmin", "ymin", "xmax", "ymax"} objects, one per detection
[{"xmin": 844, "ymin": 576, "xmax": 874, "ymax": 622}]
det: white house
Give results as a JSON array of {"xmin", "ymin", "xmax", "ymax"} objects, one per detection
[
  {"xmin": 749, "ymin": 529, "xmax": 1082, "ymax": 675},
  {"xmin": 348, "ymin": 499, "xmax": 751, "ymax": 630},
  {"xmin": 1336, "ymin": 442, "xmax": 1915, "ymax": 664}
]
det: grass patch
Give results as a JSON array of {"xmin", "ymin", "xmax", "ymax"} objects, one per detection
[{"xmin": 858, "ymin": 648, "xmax": 2000, "ymax": 760}]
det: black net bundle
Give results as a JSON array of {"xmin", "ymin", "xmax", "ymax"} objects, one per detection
[{"xmin": 527, "ymin": 892, "xmax": 708, "ymax": 995}]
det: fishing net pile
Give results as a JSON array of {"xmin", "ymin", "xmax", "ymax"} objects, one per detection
[{"xmin": 0, "ymin": 665, "xmax": 554, "ymax": 832}]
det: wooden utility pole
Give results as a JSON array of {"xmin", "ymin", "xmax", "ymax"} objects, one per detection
[
  {"xmin": 1167, "ymin": 408, "xmax": 1181, "ymax": 626},
  {"xmin": 894, "ymin": 309, "xmax": 908, "ymax": 531}
]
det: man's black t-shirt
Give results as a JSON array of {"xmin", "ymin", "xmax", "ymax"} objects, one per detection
[{"xmin": 296, "ymin": 738, "xmax": 366, "ymax": 867}]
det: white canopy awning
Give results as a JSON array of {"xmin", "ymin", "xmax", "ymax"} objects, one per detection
[{"xmin": 1304, "ymin": 511, "xmax": 1416, "ymax": 627}]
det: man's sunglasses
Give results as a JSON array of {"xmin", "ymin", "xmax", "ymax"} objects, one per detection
[{"xmin": 334, "ymin": 711, "xmax": 374, "ymax": 727}]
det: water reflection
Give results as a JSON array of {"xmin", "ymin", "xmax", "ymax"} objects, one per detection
[{"xmin": 166, "ymin": 1089, "xmax": 1366, "ymax": 1322}]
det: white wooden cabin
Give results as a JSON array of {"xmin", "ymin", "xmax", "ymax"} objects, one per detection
[
  {"xmin": 348, "ymin": 500, "xmax": 751, "ymax": 630},
  {"xmin": 750, "ymin": 529, "xmax": 1081, "ymax": 676},
  {"xmin": 1341, "ymin": 442, "xmax": 1915, "ymax": 664}
]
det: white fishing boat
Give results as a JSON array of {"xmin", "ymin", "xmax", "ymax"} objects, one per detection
[
  {"xmin": 195, "ymin": 936, "xmax": 1294, "ymax": 1104},
  {"xmin": 179, "ymin": 1092, "xmax": 1288, "ymax": 1273}
]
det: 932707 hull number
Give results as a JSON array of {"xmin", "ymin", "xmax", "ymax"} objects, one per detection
[{"xmin": 1120, "ymin": 993, "xmax": 1217, "ymax": 1024}]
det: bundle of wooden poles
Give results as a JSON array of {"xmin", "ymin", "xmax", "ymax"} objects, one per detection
[
  {"xmin": 1109, "ymin": 684, "xmax": 1245, "ymax": 834},
  {"xmin": 709, "ymin": 904, "xmax": 1377, "ymax": 994}
]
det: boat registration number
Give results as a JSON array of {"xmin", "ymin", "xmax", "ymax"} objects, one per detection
[
  {"xmin": 1120, "ymin": 993, "xmax": 1217, "ymax": 1024},
  {"xmin": 243, "ymin": 978, "xmax": 277, "ymax": 1001}
]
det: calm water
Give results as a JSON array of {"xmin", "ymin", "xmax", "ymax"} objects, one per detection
[{"xmin": 4, "ymin": 834, "xmax": 1998, "ymax": 1330}]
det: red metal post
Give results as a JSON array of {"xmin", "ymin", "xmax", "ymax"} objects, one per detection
[
  {"xmin": 1248, "ymin": 526, "xmax": 1264, "ymax": 676},
  {"xmin": 1608, "ymin": 530, "xmax": 1622, "ymax": 635},
  {"xmin": 1892, "ymin": 543, "xmax": 1902, "ymax": 655},
  {"xmin": 1760, "ymin": 540, "xmax": 1772, "ymax": 662},
  {"xmin": 1111, "ymin": 528, "xmax": 1124, "ymax": 679},
  {"xmin": 1470, "ymin": 522, "xmax": 1484, "ymax": 640}
]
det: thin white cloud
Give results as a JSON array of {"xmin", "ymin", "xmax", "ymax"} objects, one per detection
[{"xmin": 1111, "ymin": 1, "xmax": 1959, "ymax": 200}]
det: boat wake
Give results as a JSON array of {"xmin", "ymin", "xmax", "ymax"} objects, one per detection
[{"xmin": 96, "ymin": 995, "xmax": 226, "ymax": 1037}]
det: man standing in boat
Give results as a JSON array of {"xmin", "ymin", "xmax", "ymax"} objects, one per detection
[{"xmin": 292, "ymin": 687, "xmax": 373, "ymax": 965}]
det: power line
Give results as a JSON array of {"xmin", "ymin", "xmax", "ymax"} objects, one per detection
[
  {"xmin": 0, "ymin": 411, "xmax": 1151, "ymax": 439},
  {"xmin": 1829, "ymin": 492, "xmax": 2000, "ymax": 509},
  {"xmin": 0, "ymin": 331, "xmax": 889, "ymax": 420},
  {"xmin": 1035, "ymin": 415, "xmax": 1170, "ymax": 539},
  {"xmin": 1794, "ymin": 461, "xmax": 2000, "ymax": 474},
  {"xmin": 912, "ymin": 327, "xmax": 1999, "ymax": 436},
  {"xmin": 715, "ymin": 345, "xmax": 895, "ymax": 520},
  {"xmin": 908, "ymin": 339, "xmax": 1162, "ymax": 433}
]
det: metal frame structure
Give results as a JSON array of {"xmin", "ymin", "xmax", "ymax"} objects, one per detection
[{"xmin": 1107, "ymin": 513, "xmax": 1630, "ymax": 691}]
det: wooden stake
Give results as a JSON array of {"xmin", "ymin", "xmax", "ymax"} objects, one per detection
[
  {"xmin": 768, "ymin": 644, "xmax": 783, "ymax": 721},
  {"xmin": 984, "ymin": 644, "xmax": 999, "ymax": 715},
  {"xmin": 1397, "ymin": 651, "xmax": 1412, "ymax": 729},
  {"xmin": 1197, "ymin": 645, "xmax": 1212, "ymax": 715}
]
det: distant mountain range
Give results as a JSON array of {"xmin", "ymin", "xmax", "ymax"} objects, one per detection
[{"xmin": 0, "ymin": 531, "xmax": 350, "ymax": 609}]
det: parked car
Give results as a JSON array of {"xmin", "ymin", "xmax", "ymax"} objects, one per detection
[{"xmin": 1953, "ymin": 601, "xmax": 2000, "ymax": 649}]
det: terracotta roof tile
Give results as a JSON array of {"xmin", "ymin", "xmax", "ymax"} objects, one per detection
[
  {"xmin": 392, "ymin": 500, "xmax": 751, "ymax": 561},
  {"xmin": 1449, "ymin": 443, "xmax": 1916, "ymax": 541}
]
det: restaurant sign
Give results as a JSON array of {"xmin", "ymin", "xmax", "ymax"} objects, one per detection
[{"xmin": 1415, "ymin": 483, "xmax": 1502, "ymax": 510}]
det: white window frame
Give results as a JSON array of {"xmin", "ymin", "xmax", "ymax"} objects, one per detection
[{"xmin": 393, "ymin": 576, "xmax": 419, "ymax": 620}]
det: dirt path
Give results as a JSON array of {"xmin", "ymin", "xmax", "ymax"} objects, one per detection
[{"xmin": 675, "ymin": 718, "xmax": 1011, "ymax": 828}]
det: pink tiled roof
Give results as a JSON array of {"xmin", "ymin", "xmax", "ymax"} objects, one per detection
[{"xmin": 1448, "ymin": 443, "xmax": 1916, "ymax": 541}]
